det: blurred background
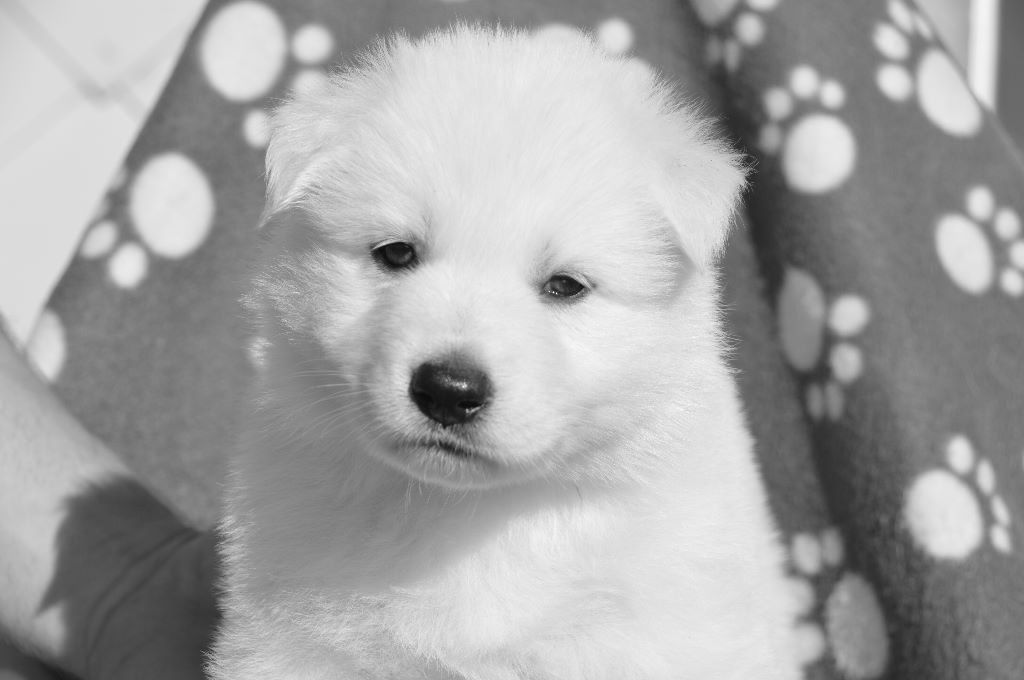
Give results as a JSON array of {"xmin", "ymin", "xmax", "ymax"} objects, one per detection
[
  {"xmin": 0, "ymin": 0, "xmax": 1015, "ymax": 344},
  {"xmin": 0, "ymin": 0, "xmax": 204, "ymax": 343}
]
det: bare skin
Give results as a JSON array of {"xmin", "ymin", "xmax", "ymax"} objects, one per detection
[{"xmin": 0, "ymin": 326, "xmax": 218, "ymax": 680}]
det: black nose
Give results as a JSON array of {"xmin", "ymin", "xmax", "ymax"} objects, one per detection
[{"xmin": 409, "ymin": 358, "xmax": 493, "ymax": 427}]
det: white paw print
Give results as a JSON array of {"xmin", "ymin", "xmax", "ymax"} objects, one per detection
[
  {"xmin": 787, "ymin": 528, "xmax": 889, "ymax": 679},
  {"xmin": 534, "ymin": 19, "xmax": 654, "ymax": 88},
  {"xmin": 25, "ymin": 308, "xmax": 67, "ymax": 383},
  {"xmin": 905, "ymin": 434, "xmax": 1013, "ymax": 559},
  {"xmin": 79, "ymin": 153, "xmax": 214, "ymax": 289},
  {"xmin": 935, "ymin": 185, "xmax": 1024, "ymax": 297},
  {"xmin": 872, "ymin": 0, "xmax": 982, "ymax": 137},
  {"xmin": 198, "ymin": 0, "xmax": 338, "ymax": 149},
  {"xmin": 777, "ymin": 267, "xmax": 871, "ymax": 421},
  {"xmin": 758, "ymin": 65, "xmax": 856, "ymax": 194},
  {"xmin": 534, "ymin": 17, "xmax": 637, "ymax": 57},
  {"xmin": 690, "ymin": 0, "xmax": 780, "ymax": 72}
]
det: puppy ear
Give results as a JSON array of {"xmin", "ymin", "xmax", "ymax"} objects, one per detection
[
  {"xmin": 259, "ymin": 86, "xmax": 341, "ymax": 227},
  {"xmin": 259, "ymin": 33, "xmax": 409, "ymax": 227},
  {"xmin": 653, "ymin": 119, "xmax": 748, "ymax": 272}
]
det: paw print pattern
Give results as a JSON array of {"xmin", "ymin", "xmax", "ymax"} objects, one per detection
[
  {"xmin": 79, "ymin": 154, "xmax": 214, "ymax": 289},
  {"xmin": 758, "ymin": 66, "xmax": 856, "ymax": 194},
  {"xmin": 198, "ymin": 1, "xmax": 338, "ymax": 149},
  {"xmin": 689, "ymin": 0, "xmax": 780, "ymax": 72},
  {"xmin": 534, "ymin": 17, "xmax": 637, "ymax": 57},
  {"xmin": 25, "ymin": 308, "xmax": 67, "ymax": 383},
  {"xmin": 935, "ymin": 185, "xmax": 1024, "ymax": 297},
  {"xmin": 199, "ymin": 1, "xmax": 286, "ymax": 102},
  {"xmin": 787, "ymin": 528, "xmax": 890, "ymax": 679},
  {"xmin": 777, "ymin": 267, "xmax": 871, "ymax": 421},
  {"xmin": 534, "ymin": 19, "xmax": 655, "ymax": 87},
  {"xmin": 78, "ymin": 1, "xmax": 342, "ymax": 288},
  {"xmin": 905, "ymin": 434, "xmax": 1013, "ymax": 559},
  {"xmin": 79, "ymin": 169, "xmax": 125, "ymax": 260},
  {"xmin": 872, "ymin": 0, "xmax": 982, "ymax": 137}
]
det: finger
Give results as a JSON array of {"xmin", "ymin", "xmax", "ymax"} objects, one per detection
[{"xmin": 0, "ymin": 640, "xmax": 60, "ymax": 680}]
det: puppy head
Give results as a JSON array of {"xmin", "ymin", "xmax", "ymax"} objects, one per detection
[{"xmin": 251, "ymin": 25, "xmax": 746, "ymax": 490}]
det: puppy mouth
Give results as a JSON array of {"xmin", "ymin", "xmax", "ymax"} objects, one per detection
[{"xmin": 415, "ymin": 437, "xmax": 480, "ymax": 460}]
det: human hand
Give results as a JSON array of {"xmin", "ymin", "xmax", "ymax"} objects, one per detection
[
  {"xmin": 0, "ymin": 527, "xmax": 218, "ymax": 680},
  {"xmin": 38, "ymin": 480, "xmax": 221, "ymax": 680},
  {"xmin": 78, "ymin": 529, "xmax": 219, "ymax": 680},
  {"xmin": 0, "ymin": 329, "xmax": 220, "ymax": 680}
]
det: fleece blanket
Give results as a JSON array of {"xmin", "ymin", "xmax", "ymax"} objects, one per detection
[{"xmin": 18, "ymin": 0, "xmax": 1024, "ymax": 677}]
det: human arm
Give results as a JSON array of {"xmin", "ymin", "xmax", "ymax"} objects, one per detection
[{"xmin": 0, "ymin": 325, "xmax": 218, "ymax": 679}]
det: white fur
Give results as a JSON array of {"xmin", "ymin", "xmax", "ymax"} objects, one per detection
[{"xmin": 211, "ymin": 25, "xmax": 799, "ymax": 679}]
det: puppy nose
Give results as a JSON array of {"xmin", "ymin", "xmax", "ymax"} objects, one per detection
[{"xmin": 409, "ymin": 359, "xmax": 492, "ymax": 427}]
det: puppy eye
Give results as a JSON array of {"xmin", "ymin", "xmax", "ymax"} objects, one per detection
[
  {"xmin": 542, "ymin": 274, "xmax": 588, "ymax": 300},
  {"xmin": 373, "ymin": 242, "xmax": 418, "ymax": 270}
]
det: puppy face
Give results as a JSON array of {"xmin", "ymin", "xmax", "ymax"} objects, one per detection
[{"xmin": 251, "ymin": 27, "xmax": 745, "ymax": 490}]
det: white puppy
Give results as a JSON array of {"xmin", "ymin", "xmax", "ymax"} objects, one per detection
[{"xmin": 211, "ymin": 25, "xmax": 798, "ymax": 680}]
